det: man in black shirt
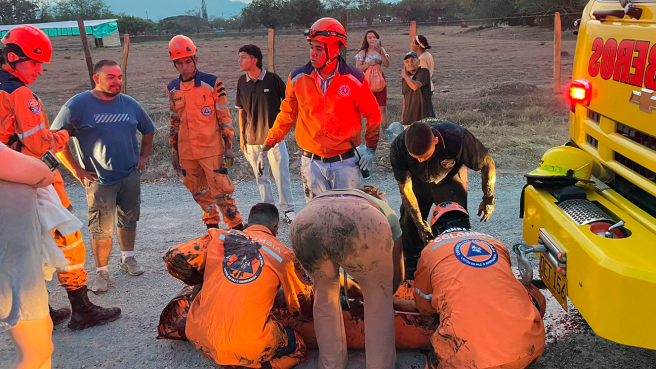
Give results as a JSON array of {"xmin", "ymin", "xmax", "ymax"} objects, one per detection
[
  {"xmin": 401, "ymin": 51, "xmax": 433, "ymax": 126},
  {"xmin": 390, "ymin": 118, "xmax": 497, "ymax": 278},
  {"xmin": 236, "ymin": 45, "xmax": 296, "ymax": 223}
]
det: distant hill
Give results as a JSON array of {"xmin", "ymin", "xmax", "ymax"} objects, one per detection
[{"xmin": 107, "ymin": 0, "xmax": 247, "ymax": 21}]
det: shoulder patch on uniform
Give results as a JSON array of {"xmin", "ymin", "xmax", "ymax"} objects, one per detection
[
  {"xmin": 453, "ymin": 239, "xmax": 498, "ymax": 268},
  {"xmin": 27, "ymin": 97, "xmax": 42, "ymax": 114}
]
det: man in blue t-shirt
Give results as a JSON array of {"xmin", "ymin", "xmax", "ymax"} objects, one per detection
[{"xmin": 52, "ymin": 60, "xmax": 156, "ymax": 294}]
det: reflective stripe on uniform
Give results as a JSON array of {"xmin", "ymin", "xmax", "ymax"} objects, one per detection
[
  {"xmin": 415, "ymin": 287, "xmax": 432, "ymax": 300},
  {"xmin": 170, "ymin": 112, "xmax": 179, "ymax": 117},
  {"xmin": 215, "ymin": 104, "xmax": 228, "ymax": 110},
  {"xmin": 58, "ymin": 263, "xmax": 85, "ymax": 272},
  {"xmin": 220, "ymin": 124, "xmax": 232, "ymax": 129},
  {"xmin": 214, "ymin": 194, "xmax": 227, "ymax": 200},
  {"xmin": 17, "ymin": 123, "xmax": 46, "ymax": 139},
  {"xmin": 201, "ymin": 80, "xmax": 213, "ymax": 90},
  {"xmin": 59, "ymin": 239, "xmax": 84, "ymax": 252},
  {"xmin": 194, "ymin": 188, "xmax": 210, "ymax": 197},
  {"xmin": 261, "ymin": 245, "xmax": 282, "ymax": 263},
  {"xmin": 204, "ymin": 204, "xmax": 215, "ymax": 212}
]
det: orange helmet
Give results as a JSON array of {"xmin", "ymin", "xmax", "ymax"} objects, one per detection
[
  {"xmin": 1, "ymin": 25, "xmax": 52, "ymax": 64},
  {"xmin": 430, "ymin": 202, "xmax": 470, "ymax": 233},
  {"xmin": 168, "ymin": 35, "xmax": 197, "ymax": 61},
  {"xmin": 304, "ymin": 18, "xmax": 347, "ymax": 48}
]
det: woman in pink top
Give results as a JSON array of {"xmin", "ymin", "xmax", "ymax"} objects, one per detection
[{"xmin": 355, "ymin": 30, "xmax": 390, "ymax": 128}]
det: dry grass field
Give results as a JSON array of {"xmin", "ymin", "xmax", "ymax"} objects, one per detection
[{"xmin": 35, "ymin": 24, "xmax": 576, "ymax": 182}]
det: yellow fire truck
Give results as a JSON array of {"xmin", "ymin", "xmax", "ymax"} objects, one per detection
[{"xmin": 517, "ymin": 0, "xmax": 656, "ymax": 350}]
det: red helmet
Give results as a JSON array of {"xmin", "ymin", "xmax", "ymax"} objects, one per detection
[
  {"xmin": 304, "ymin": 18, "xmax": 347, "ymax": 48},
  {"xmin": 169, "ymin": 35, "xmax": 197, "ymax": 61},
  {"xmin": 1, "ymin": 25, "xmax": 52, "ymax": 64},
  {"xmin": 430, "ymin": 202, "xmax": 469, "ymax": 228}
]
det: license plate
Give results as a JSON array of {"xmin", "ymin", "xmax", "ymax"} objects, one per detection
[{"xmin": 539, "ymin": 253, "xmax": 568, "ymax": 311}]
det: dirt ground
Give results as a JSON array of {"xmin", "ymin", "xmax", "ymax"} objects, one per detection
[{"xmin": 2, "ymin": 25, "xmax": 656, "ymax": 368}]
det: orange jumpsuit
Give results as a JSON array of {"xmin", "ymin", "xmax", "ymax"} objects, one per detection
[
  {"xmin": 163, "ymin": 226, "xmax": 312, "ymax": 369},
  {"xmin": 167, "ymin": 71, "xmax": 242, "ymax": 228},
  {"xmin": 0, "ymin": 66, "xmax": 87, "ymax": 291},
  {"xmin": 413, "ymin": 230, "xmax": 546, "ymax": 369}
]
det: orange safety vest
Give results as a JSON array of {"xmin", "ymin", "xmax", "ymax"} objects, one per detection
[
  {"xmin": 185, "ymin": 226, "xmax": 312, "ymax": 365},
  {"xmin": 413, "ymin": 229, "xmax": 545, "ymax": 368},
  {"xmin": 264, "ymin": 56, "xmax": 381, "ymax": 158},
  {"xmin": 167, "ymin": 71, "xmax": 233, "ymax": 160}
]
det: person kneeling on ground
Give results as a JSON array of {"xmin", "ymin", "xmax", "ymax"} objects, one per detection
[
  {"xmin": 414, "ymin": 202, "xmax": 546, "ymax": 369},
  {"xmin": 290, "ymin": 185, "xmax": 404, "ymax": 369},
  {"xmin": 163, "ymin": 203, "xmax": 313, "ymax": 369}
]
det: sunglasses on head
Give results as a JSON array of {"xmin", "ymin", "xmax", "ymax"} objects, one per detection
[{"xmin": 303, "ymin": 28, "xmax": 347, "ymax": 41}]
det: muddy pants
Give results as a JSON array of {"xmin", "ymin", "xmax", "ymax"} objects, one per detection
[
  {"xmin": 53, "ymin": 171, "xmax": 87, "ymax": 291},
  {"xmin": 401, "ymin": 166, "xmax": 468, "ymax": 279},
  {"xmin": 181, "ymin": 156, "xmax": 243, "ymax": 228},
  {"xmin": 290, "ymin": 196, "xmax": 396, "ymax": 369}
]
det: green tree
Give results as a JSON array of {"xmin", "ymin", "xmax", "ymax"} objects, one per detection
[
  {"xmin": 512, "ymin": 0, "xmax": 586, "ymax": 15},
  {"xmin": 393, "ymin": 0, "xmax": 431, "ymax": 22},
  {"xmin": 288, "ymin": 0, "xmax": 324, "ymax": 28},
  {"xmin": 116, "ymin": 13, "xmax": 155, "ymax": 35},
  {"xmin": 240, "ymin": 0, "xmax": 289, "ymax": 29},
  {"xmin": 53, "ymin": 0, "xmax": 112, "ymax": 20},
  {"xmin": 356, "ymin": 0, "xmax": 389, "ymax": 25},
  {"xmin": 0, "ymin": 0, "xmax": 40, "ymax": 24}
]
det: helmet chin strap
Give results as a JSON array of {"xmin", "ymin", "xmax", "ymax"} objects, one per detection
[{"xmin": 317, "ymin": 42, "xmax": 339, "ymax": 71}]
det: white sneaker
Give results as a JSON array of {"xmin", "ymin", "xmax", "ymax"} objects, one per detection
[
  {"xmin": 284, "ymin": 211, "xmax": 296, "ymax": 224},
  {"xmin": 89, "ymin": 270, "xmax": 110, "ymax": 294}
]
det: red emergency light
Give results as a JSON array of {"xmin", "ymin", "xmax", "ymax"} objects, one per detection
[{"xmin": 569, "ymin": 79, "xmax": 593, "ymax": 112}]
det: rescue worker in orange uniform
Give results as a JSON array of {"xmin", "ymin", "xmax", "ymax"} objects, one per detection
[
  {"xmin": 257, "ymin": 18, "xmax": 382, "ymax": 203},
  {"xmin": 413, "ymin": 202, "xmax": 546, "ymax": 369},
  {"xmin": 163, "ymin": 203, "xmax": 312, "ymax": 368},
  {"xmin": 167, "ymin": 35, "xmax": 244, "ymax": 230},
  {"xmin": 0, "ymin": 25, "xmax": 121, "ymax": 330}
]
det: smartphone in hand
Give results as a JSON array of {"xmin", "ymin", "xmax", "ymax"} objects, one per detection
[{"xmin": 373, "ymin": 39, "xmax": 380, "ymax": 48}]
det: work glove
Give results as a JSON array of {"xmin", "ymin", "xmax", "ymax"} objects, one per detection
[
  {"xmin": 478, "ymin": 196, "xmax": 496, "ymax": 222},
  {"xmin": 256, "ymin": 150, "xmax": 268, "ymax": 176},
  {"xmin": 359, "ymin": 147, "xmax": 376, "ymax": 170},
  {"xmin": 417, "ymin": 219, "xmax": 434, "ymax": 244}
]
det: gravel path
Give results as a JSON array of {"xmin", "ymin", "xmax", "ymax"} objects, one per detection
[{"xmin": 1, "ymin": 173, "xmax": 654, "ymax": 368}]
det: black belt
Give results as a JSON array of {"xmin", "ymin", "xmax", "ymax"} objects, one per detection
[{"xmin": 303, "ymin": 148, "xmax": 355, "ymax": 163}]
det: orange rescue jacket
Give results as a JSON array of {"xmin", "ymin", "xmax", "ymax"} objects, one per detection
[
  {"xmin": 264, "ymin": 56, "xmax": 381, "ymax": 158},
  {"xmin": 413, "ymin": 230, "xmax": 545, "ymax": 368},
  {"xmin": 177, "ymin": 226, "xmax": 312, "ymax": 365},
  {"xmin": 167, "ymin": 71, "xmax": 233, "ymax": 160},
  {"xmin": 0, "ymin": 67, "xmax": 72, "ymax": 207},
  {"xmin": 0, "ymin": 66, "xmax": 69, "ymax": 158}
]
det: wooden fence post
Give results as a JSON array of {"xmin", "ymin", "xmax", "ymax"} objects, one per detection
[
  {"xmin": 268, "ymin": 28, "xmax": 275, "ymax": 73},
  {"xmin": 77, "ymin": 19, "xmax": 95, "ymax": 89},
  {"xmin": 121, "ymin": 34, "xmax": 130, "ymax": 94},
  {"xmin": 409, "ymin": 21, "xmax": 417, "ymax": 50},
  {"xmin": 554, "ymin": 12, "xmax": 562, "ymax": 94}
]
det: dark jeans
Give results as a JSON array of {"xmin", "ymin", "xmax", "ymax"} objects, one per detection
[{"xmin": 400, "ymin": 166, "xmax": 468, "ymax": 279}]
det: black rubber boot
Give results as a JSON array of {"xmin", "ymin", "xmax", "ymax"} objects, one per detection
[
  {"xmin": 49, "ymin": 304, "xmax": 71, "ymax": 326},
  {"xmin": 67, "ymin": 286, "xmax": 121, "ymax": 330}
]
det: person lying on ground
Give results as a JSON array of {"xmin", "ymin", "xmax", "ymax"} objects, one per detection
[
  {"xmin": 163, "ymin": 203, "xmax": 312, "ymax": 369},
  {"xmin": 414, "ymin": 202, "xmax": 546, "ymax": 369}
]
